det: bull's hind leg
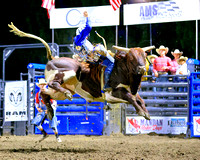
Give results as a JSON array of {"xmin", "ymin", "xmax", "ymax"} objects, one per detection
[
  {"xmin": 112, "ymin": 87, "xmax": 146, "ymax": 118},
  {"xmin": 48, "ymin": 71, "xmax": 76, "ymax": 100},
  {"xmin": 40, "ymin": 93, "xmax": 54, "ymax": 120},
  {"xmin": 48, "ymin": 80, "xmax": 73, "ymax": 100}
]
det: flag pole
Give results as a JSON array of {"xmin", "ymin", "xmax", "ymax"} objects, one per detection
[
  {"xmin": 196, "ymin": 19, "xmax": 198, "ymax": 60},
  {"xmin": 126, "ymin": 25, "xmax": 128, "ymax": 48},
  {"xmin": 150, "ymin": 23, "xmax": 152, "ymax": 55},
  {"xmin": 52, "ymin": 28, "xmax": 55, "ymax": 56}
]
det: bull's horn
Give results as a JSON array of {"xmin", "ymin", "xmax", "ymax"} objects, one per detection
[
  {"xmin": 112, "ymin": 45, "xmax": 130, "ymax": 52},
  {"xmin": 142, "ymin": 46, "xmax": 155, "ymax": 52}
]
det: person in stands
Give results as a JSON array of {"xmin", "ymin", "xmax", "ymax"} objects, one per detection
[
  {"xmin": 31, "ymin": 78, "xmax": 62, "ymax": 143},
  {"xmin": 153, "ymin": 45, "xmax": 172, "ymax": 91},
  {"xmin": 170, "ymin": 49, "xmax": 183, "ymax": 93},
  {"xmin": 176, "ymin": 56, "xmax": 189, "ymax": 93},
  {"xmin": 147, "ymin": 54, "xmax": 158, "ymax": 100},
  {"xmin": 147, "ymin": 54, "xmax": 158, "ymax": 82},
  {"xmin": 170, "ymin": 49, "xmax": 183, "ymax": 75}
]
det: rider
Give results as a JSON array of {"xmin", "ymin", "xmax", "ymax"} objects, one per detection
[
  {"xmin": 73, "ymin": 11, "xmax": 115, "ymax": 90},
  {"xmin": 31, "ymin": 78, "xmax": 62, "ymax": 143},
  {"xmin": 73, "ymin": 11, "xmax": 93, "ymax": 54}
]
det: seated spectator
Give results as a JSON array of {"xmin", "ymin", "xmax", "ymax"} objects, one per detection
[{"xmin": 153, "ymin": 45, "xmax": 172, "ymax": 91}]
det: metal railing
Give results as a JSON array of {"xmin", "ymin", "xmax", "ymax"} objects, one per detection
[{"xmin": 124, "ymin": 74, "xmax": 189, "ymax": 117}]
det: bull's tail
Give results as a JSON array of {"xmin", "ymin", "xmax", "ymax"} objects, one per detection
[{"xmin": 8, "ymin": 22, "xmax": 53, "ymax": 61}]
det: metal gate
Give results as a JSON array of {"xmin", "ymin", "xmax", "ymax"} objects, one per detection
[{"xmin": 187, "ymin": 72, "xmax": 200, "ymax": 137}]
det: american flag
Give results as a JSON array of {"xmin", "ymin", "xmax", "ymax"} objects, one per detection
[
  {"xmin": 41, "ymin": 0, "xmax": 55, "ymax": 19},
  {"xmin": 109, "ymin": 0, "xmax": 122, "ymax": 11}
]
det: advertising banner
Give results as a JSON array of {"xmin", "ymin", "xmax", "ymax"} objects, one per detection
[
  {"xmin": 50, "ymin": 5, "xmax": 120, "ymax": 29},
  {"xmin": 4, "ymin": 81, "xmax": 27, "ymax": 121},
  {"xmin": 193, "ymin": 116, "xmax": 200, "ymax": 136},
  {"xmin": 126, "ymin": 116, "xmax": 187, "ymax": 135},
  {"xmin": 124, "ymin": 0, "xmax": 200, "ymax": 25}
]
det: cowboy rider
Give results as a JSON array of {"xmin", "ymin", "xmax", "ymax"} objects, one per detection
[{"xmin": 73, "ymin": 11, "xmax": 115, "ymax": 90}]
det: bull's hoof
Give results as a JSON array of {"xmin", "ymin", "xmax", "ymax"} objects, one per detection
[
  {"xmin": 64, "ymin": 91, "xmax": 73, "ymax": 101},
  {"xmin": 144, "ymin": 112, "xmax": 151, "ymax": 120},
  {"xmin": 137, "ymin": 110, "xmax": 145, "ymax": 117},
  {"xmin": 103, "ymin": 105, "xmax": 112, "ymax": 111}
]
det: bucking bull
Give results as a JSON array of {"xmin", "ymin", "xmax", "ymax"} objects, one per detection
[{"xmin": 8, "ymin": 22, "xmax": 154, "ymax": 120}]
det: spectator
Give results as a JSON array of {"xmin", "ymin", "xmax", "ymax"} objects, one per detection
[
  {"xmin": 31, "ymin": 78, "xmax": 62, "ymax": 143},
  {"xmin": 147, "ymin": 54, "xmax": 158, "ymax": 99},
  {"xmin": 147, "ymin": 54, "xmax": 158, "ymax": 82},
  {"xmin": 153, "ymin": 45, "xmax": 172, "ymax": 91},
  {"xmin": 170, "ymin": 49, "xmax": 183, "ymax": 75},
  {"xmin": 142, "ymin": 52, "xmax": 150, "ymax": 82},
  {"xmin": 176, "ymin": 56, "xmax": 189, "ymax": 100},
  {"xmin": 176, "ymin": 56, "xmax": 189, "ymax": 76}
]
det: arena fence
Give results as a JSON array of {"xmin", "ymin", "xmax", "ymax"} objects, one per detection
[
  {"xmin": 123, "ymin": 58, "xmax": 200, "ymax": 135},
  {"xmin": 121, "ymin": 74, "xmax": 188, "ymax": 135},
  {"xmin": 34, "ymin": 94, "xmax": 104, "ymax": 135},
  {"xmin": 1, "ymin": 57, "xmax": 200, "ymax": 136},
  {"xmin": 187, "ymin": 72, "xmax": 200, "ymax": 138},
  {"xmin": 0, "ymin": 80, "xmax": 4, "ymax": 135}
]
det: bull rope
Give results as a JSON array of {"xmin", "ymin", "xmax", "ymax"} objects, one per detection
[
  {"xmin": 95, "ymin": 31, "xmax": 107, "ymax": 50},
  {"xmin": 101, "ymin": 67, "xmax": 105, "ymax": 100},
  {"xmin": 8, "ymin": 22, "xmax": 53, "ymax": 60}
]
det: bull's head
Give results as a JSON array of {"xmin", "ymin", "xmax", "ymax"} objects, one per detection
[{"xmin": 113, "ymin": 45, "xmax": 155, "ymax": 75}]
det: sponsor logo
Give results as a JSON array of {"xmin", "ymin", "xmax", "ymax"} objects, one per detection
[
  {"xmin": 140, "ymin": 1, "xmax": 182, "ymax": 21},
  {"xmin": 8, "ymin": 88, "xmax": 23, "ymax": 107},
  {"xmin": 195, "ymin": 118, "xmax": 200, "ymax": 133},
  {"xmin": 127, "ymin": 118, "xmax": 140, "ymax": 133},
  {"xmin": 168, "ymin": 118, "xmax": 186, "ymax": 127},
  {"xmin": 127, "ymin": 118, "xmax": 163, "ymax": 133},
  {"xmin": 66, "ymin": 9, "xmax": 82, "ymax": 26}
]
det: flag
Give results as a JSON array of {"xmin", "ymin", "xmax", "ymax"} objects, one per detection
[
  {"xmin": 41, "ymin": 0, "xmax": 55, "ymax": 19},
  {"xmin": 109, "ymin": 0, "xmax": 121, "ymax": 11}
]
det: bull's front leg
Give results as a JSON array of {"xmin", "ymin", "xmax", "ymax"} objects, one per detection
[
  {"xmin": 112, "ymin": 87, "xmax": 146, "ymax": 118},
  {"xmin": 136, "ymin": 93, "xmax": 150, "ymax": 120}
]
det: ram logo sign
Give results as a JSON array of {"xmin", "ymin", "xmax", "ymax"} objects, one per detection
[{"xmin": 4, "ymin": 81, "xmax": 27, "ymax": 121}]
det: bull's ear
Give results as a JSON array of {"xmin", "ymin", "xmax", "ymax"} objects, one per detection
[{"xmin": 115, "ymin": 51, "xmax": 127, "ymax": 59}]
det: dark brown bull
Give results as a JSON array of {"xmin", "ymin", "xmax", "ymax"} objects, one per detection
[
  {"xmin": 44, "ymin": 47, "xmax": 150, "ymax": 120},
  {"xmin": 8, "ymin": 23, "xmax": 151, "ymax": 120}
]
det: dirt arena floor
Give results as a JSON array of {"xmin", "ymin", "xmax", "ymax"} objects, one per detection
[{"xmin": 0, "ymin": 133, "xmax": 199, "ymax": 160}]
